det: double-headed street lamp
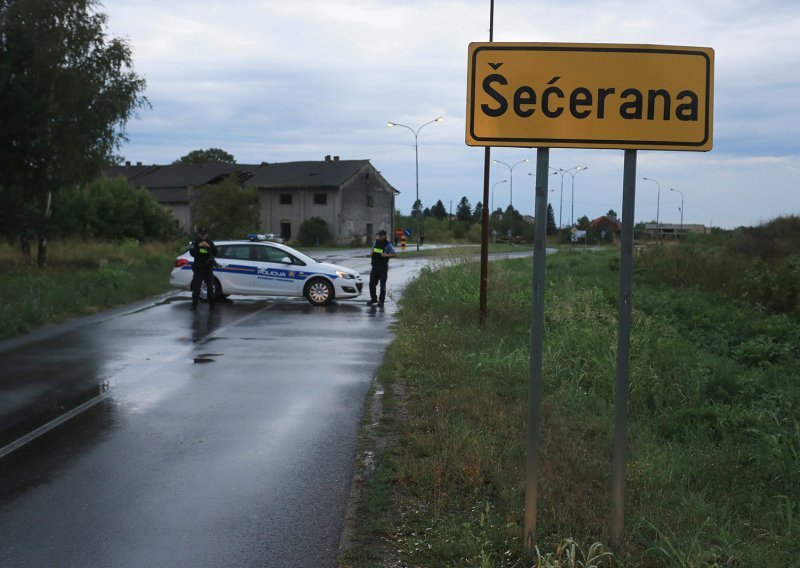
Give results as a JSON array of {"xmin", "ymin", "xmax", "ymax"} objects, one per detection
[
  {"xmin": 492, "ymin": 158, "xmax": 529, "ymax": 238},
  {"xmin": 387, "ymin": 116, "xmax": 444, "ymax": 251},
  {"xmin": 642, "ymin": 176, "xmax": 661, "ymax": 239},
  {"xmin": 670, "ymin": 187, "xmax": 684, "ymax": 233},
  {"xmin": 563, "ymin": 166, "xmax": 588, "ymax": 227}
]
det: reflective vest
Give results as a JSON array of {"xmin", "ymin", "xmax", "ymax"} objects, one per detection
[{"xmin": 371, "ymin": 241, "xmax": 389, "ymax": 267}]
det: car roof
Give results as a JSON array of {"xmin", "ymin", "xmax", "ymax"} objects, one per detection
[
  {"xmin": 213, "ymin": 240, "xmax": 312, "ymax": 260},
  {"xmin": 214, "ymin": 240, "xmax": 290, "ymax": 248}
]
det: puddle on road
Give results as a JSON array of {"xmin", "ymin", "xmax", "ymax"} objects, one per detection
[{"xmin": 193, "ymin": 353, "xmax": 222, "ymax": 364}]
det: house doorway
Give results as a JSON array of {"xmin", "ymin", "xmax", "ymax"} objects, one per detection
[
  {"xmin": 366, "ymin": 223, "xmax": 373, "ymax": 244},
  {"xmin": 280, "ymin": 221, "xmax": 291, "ymax": 242}
]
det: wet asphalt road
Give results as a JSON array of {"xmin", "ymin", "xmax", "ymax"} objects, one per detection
[{"xmin": 0, "ymin": 249, "xmax": 438, "ymax": 568}]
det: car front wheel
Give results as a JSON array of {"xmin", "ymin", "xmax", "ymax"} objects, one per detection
[{"xmin": 305, "ymin": 278, "xmax": 334, "ymax": 306}]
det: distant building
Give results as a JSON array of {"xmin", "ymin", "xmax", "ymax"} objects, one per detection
[
  {"xmin": 642, "ymin": 222, "xmax": 708, "ymax": 239},
  {"xmin": 588, "ymin": 215, "xmax": 623, "ymax": 242},
  {"xmin": 105, "ymin": 156, "xmax": 397, "ymax": 244}
]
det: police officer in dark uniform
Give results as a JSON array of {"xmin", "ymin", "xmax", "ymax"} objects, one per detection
[
  {"xmin": 367, "ymin": 229, "xmax": 397, "ymax": 307},
  {"xmin": 190, "ymin": 227, "xmax": 218, "ymax": 309}
]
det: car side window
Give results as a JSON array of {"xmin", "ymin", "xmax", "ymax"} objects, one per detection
[
  {"xmin": 217, "ymin": 245, "xmax": 251, "ymax": 260},
  {"xmin": 254, "ymin": 244, "xmax": 288, "ymax": 263},
  {"xmin": 254, "ymin": 245, "xmax": 305, "ymax": 266}
]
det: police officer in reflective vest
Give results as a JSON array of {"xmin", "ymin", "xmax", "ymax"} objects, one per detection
[
  {"xmin": 367, "ymin": 229, "xmax": 397, "ymax": 307},
  {"xmin": 190, "ymin": 226, "xmax": 218, "ymax": 309}
]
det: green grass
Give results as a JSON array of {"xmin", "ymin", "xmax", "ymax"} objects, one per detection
[
  {"xmin": 340, "ymin": 247, "xmax": 800, "ymax": 567},
  {"xmin": 0, "ymin": 238, "xmax": 179, "ymax": 339}
]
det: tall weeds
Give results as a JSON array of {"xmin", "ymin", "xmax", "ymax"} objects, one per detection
[
  {"xmin": 0, "ymin": 239, "xmax": 179, "ymax": 339},
  {"xmin": 344, "ymin": 244, "xmax": 800, "ymax": 567},
  {"xmin": 637, "ymin": 215, "xmax": 800, "ymax": 315}
]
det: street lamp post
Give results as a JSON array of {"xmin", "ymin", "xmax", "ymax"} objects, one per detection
[
  {"xmin": 491, "ymin": 179, "xmax": 507, "ymax": 216},
  {"xmin": 492, "ymin": 158, "xmax": 529, "ymax": 238},
  {"xmin": 670, "ymin": 187, "xmax": 684, "ymax": 234},
  {"xmin": 562, "ymin": 166, "xmax": 588, "ymax": 227},
  {"xmin": 547, "ymin": 167, "xmax": 564, "ymax": 229},
  {"xmin": 387, "ymin": 116, "xmax": 444, "ymax": 251},
  {"xmin": 642, "ymin": 177, "xmax": 661, "ymax": 239}
]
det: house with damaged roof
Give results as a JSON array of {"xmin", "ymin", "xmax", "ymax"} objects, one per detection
[{"xmin": 105, "ymin": 155, "xmax": 397, "ymax": 244}]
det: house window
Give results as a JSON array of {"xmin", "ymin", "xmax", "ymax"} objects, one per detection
[
  {"xmin": 314, "ymin": 193, "xmax": 327, "ymax": 205},
  {"xmin": 367, "ymin": 195, "xmax": 374, "ymax": 208},
  {"xmin": 280, "ymin": 194, "xmax": 292, "ymax": 205}
]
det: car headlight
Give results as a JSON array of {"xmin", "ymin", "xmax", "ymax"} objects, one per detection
[{"xmin": 336, "ymin": 271, "xmax": 355, "ymax": 279}]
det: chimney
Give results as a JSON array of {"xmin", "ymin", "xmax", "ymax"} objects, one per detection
[
  {"xmin": 136, "ymin": 161, "xmax": 142, "ymax": 166},
  {"xmin": 125, "ymin": 161, "xmax": 131, "ymax": 166},
  {"xmin": 333, "ymin": 156, "xmax": 339, "ymax": 161},
  {"xmin": 325, "ymin": 155, "xmax": 331, "ymax": 162}
]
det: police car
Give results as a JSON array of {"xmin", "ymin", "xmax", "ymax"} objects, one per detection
[{"xmin": 170, "ymin": 239, "xmax": 363, "ymax": 306}]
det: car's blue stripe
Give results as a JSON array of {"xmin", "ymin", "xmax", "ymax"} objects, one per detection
[{"xmin": 183, "ymin": 263, "xmax": 351, "ymax": 281}]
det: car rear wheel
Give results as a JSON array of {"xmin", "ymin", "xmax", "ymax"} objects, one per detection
[{"xmin": 305, "ymin": 278, "xmax": 334, "ymax": 306}]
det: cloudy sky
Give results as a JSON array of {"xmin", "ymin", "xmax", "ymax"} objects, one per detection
[{"xmin": 104, "ymin": 0, "xmax": 799, "ymax": 229}]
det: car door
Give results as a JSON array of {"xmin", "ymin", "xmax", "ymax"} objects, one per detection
[
  {"xmin": 214, "ymin": 244, "xmax": 257, "ymax": 294},
  {"xmin": 252, "ymin": 244, "xmax": 302, "ymax": 296}
]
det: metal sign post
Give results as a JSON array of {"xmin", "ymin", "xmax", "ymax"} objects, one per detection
[
  {"xmin": 524, "ymin": 148, "xmax": 550, "ymax": 550},
  {"xmin": 611, "ymin": 149, "xmax": 638, "ymax": 549}
]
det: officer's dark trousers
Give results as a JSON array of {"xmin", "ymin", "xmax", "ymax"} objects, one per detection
[
  {"xmin": 369, "ymin": 263, "xmax": 389, "ymax": 302},
  {"xmin": 191, "ymin": 269, "xmax": 215, "ymax": 305}
]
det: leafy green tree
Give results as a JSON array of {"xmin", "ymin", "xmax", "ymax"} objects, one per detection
[
  {"xmin": 411, "ymin": 198, "xmax": 423, "ymax": 218},
  {"xmin": 430, "ymin": 200, "xmax": 447, "ymax": 220},
  {"xmin": 0, "ymin": 0, "xmax": 148, "ymax": 266},
  {"xmin": 456, "ymin": 196, "xmax": 472, "ymax": 223},
  {"xmin": 577, "ymin": 215, "xmax": 591, "ymax": 230},
  {"xmin": 607, "ymin": 209, "xmax": 618, "ymax": 220},
  {"xmin": 51, "ymin": 176, "xmax": 180, "ymax": 240},
  {"xmin": 297, "ymin": 217, "xmax": 332, "ymax": 247},
  {"xmin": 173, "ymin": 148, "xmax": 235, "ymax": 165},
  {"xmin": 194, "ymin": 175, "xmax": 260, "ymax": 239}
]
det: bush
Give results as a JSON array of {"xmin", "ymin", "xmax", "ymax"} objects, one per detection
[
  {"xmin": 51, "ymin": 176, "xmax": 182, "ymax": 241},
  {"xmin": 296, "ymin": 217, "xmax": 332, "ymax": 246}
]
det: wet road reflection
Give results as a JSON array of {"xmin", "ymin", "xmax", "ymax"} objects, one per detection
[{"xmin": 0, "ymin": 254, "xmax": 436, "ymax": 567}]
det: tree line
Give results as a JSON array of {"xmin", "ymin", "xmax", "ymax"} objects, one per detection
[
  {"xmin": 399, "ymin": 196, "xmax": 634, "ymax": 244},
  {"xmin": 0, "ymin": 2, "xmax": 271, "ymax": 264},
  {"xmin": 398, "ymin": 197, "xmax": 559, "ymax": 243},
  {"xmin": 0, "ymin": 0, "xmax": 150, "ymax": 266}
]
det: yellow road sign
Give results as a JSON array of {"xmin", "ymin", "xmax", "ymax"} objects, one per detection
[{"xmin": 466, "ymin": 43, "xmax": 714, "ymax": 151}]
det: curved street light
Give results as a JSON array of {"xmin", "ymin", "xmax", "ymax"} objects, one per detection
[
  {"xmin": 387, "ymin": 116, "xmax": 444, "ymax": 250},
  {"xmin": 547, "ymin": 167, "xmax": 564, "ymax": 229},
  {"xmin": 492, "ymin": 158, "xmax": 529, "ymax": 238},
  {"xmin": 562, "ymin": 166, "xmax": 588, "ymax": 227},
  {"xmin": 642, "ymin": 176, "xmax": 661, "ymax": 239},
  {"xmin": 670, "ymin": 187, "xmax": 684, "ymax": 234},
  {"xmin": 491, "ymin": 179, "xmax": 507, "ymax": 215}
]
